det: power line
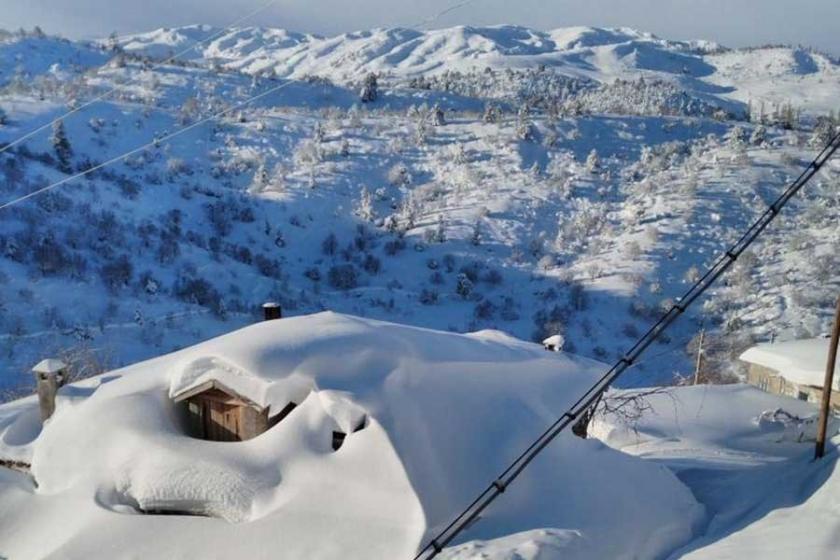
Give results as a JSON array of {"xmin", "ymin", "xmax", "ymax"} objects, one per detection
[
  {"xmin": 0, "ymin": 77, "xmax": 297, "ymax": 211},
  {"xmin": 0, "ymin": 0, "xmax": 283, "ymax": 157},
  {"xmin": 412, "ymin": 129, "xmax": 840, "ymax": 559}
]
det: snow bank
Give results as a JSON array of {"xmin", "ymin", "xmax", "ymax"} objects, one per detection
[
  {"xmin": 0, "ymin": 312, "xmax": 703, "ymax": 559},
  {"xmin": 591, "ymin": 384, "xmax": 823, "ymax": 468},
  {"xmin": 740, "ymin": 337, "xmax": 839, "ymax": 390}
]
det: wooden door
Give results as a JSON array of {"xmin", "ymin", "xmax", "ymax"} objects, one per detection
[{"xmin": 203, "ymin": 400, "xmax": 241, "ymax": 441}]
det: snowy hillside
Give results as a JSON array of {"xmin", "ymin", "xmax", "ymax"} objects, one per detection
[{"xmin": 0, "ymin": 25, "xmax": 838, "ymax": 399}]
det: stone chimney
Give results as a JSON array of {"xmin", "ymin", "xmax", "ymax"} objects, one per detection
[
  {"xmin": 262, "ymin": 302, "xmax": 282, "ymax": 321},
  {"xmin": 32, "ymin": 359, "xmax": 68, "ymax": 422}
]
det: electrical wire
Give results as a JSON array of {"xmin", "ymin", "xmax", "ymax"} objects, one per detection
[{"xmin": 412, "ymin": 129, "xmax": 840, "ymax": 559}]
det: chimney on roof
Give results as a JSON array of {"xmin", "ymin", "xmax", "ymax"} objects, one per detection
[
  {"xmin": 32, "ymin": 359, "xmax": 68, "ymax": 422},
  {"xmin": 262, "ymin": 302, "xmax": 282, "ymax": 321},
  {"xmin": 542, "ymin": 334, "xmax": 565, "ymax": 352}
]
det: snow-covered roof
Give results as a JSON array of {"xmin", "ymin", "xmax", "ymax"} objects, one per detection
[
  {"xmin": 0, "ymin": 312, "xmax": 704, "ymax": 559},
  {"xmin": 31, "ymin": 359, "xmax": 67, "ymax": 374},
  {"xmin": 740, "ymin": 337, "xmax": 840, "ymax": 390}
]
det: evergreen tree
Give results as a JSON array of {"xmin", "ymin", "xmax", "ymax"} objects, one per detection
[
  {"xmin": 432, "ymin": 104, "xmax": 446, "ymax": 126},
  {"xmin": 482, "ymin": 103, "xmax": 500, "ymax": 124},
  {"xmin": 360, "ymin": 73, "xmax": 378, "ymax": 103},
  {"xmin": 51, "ymin": 119, "xmax": 72, "ymax": 171},
  {"xmin": 749, "ymin": 125, "xmax": 767, "ymax": 146},
  {"xmin": 585, "ymin": 149, "xmax": 600, "ymax": 174},
  {"xmin": 355, "ymin": 187, "xmax": 377, "ymax": 222},
  {"xmin": 470, "ymin": 219, "xmax": 482, "ymax": 246}
]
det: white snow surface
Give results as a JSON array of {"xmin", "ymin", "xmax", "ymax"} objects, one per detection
[
  {"xmin": 740, "ymin": 337, "xmax": 839, "ymax": 390},
  {"xmin": 114, "ymin": 24, "xmax": 840, "ymax": 114},
  {"xmin": 0, "ymin": 312, "xmax": 704, "ymax": 559},
  {"xmin": 592, "ymin": 384, "xmax": 840, "ymax": 560}
]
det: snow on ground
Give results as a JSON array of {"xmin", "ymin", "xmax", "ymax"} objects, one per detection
[
  {"xmin": 0, "ymin": 312, "xmax": 704, "ymax": 560},
  {"xmin": 592, "ymin": 384, "xmax": 840, "ymax": 560}
]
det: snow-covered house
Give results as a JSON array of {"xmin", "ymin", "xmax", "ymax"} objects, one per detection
[
  {"xmin": 0, "ymin": 312, "xmax": 706, "ymax": 559},
  {"xmin": 172, "ymin": 378, "xmax": 297, "ymax": 442},
  {"xmin": 740, "ymin": 337, "xmax": 840, "ymax": 407}
]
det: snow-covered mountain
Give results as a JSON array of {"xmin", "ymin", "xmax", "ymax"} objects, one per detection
[
  {"xmin": 0, "ymin": 25, "xmax": 838, "ymax": 397},
  {"xmin": 115, "ymin": 24, "xmax": 840, "ymax": 114}
]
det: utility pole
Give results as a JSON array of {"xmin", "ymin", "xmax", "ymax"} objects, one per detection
[
  {"xmin": 815, "ymin": 296, "xmax": 840, "ymax": 460},
  {"xmin": 693, "ymin": 328, "xmax": 705, "ymax": 385}
]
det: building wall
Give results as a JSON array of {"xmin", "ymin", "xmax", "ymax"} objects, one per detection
[
  {"xmin": 183, "ymin": 390, "xmax": 269, "ymax": 441},
  {"xmin": 745, "ymin": 362, "xmax": 840, "ymax": 409}
]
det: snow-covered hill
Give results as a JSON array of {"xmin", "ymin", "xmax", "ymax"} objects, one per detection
[
  {"xmin": 115, "ymin": 24, "xmax": 840, "ymax": 115},
  {"xmin": 0, "ymin": 25, "xmax": 838, "ymax": 398}
]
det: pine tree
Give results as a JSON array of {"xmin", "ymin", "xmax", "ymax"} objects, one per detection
[
  {"xmin": 251, "ymin": 161, "xmax": 269, "ymax": 192},
  {"xmin": 470, "ymin": 219, "xmax": 482, "ymax": 246},
  {"xmin": 432, "ymin": 104, "xmax": 446, "ymax": 126},
  {"xmin": 585, "ymin": 149, "xmax": 600, "ymax": 174},
  {"xmin": 360, "ymin": 73, "xmax": 378, "ymax": 103},
  {"xmin": 51, "ymin": 119, "xmax": 72, "ymax": 171},
  {"xmin": 749, "ymin": 125, "xmax": 767, "ymax": 146},
  {"xmin": 355, "ymin": 187, "xmax": 377, "ymax": 222},
  {"xmin": 482, "ymin": 103, "xmax": 500, "ymax": 123}
]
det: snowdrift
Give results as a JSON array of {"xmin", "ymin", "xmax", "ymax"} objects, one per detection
[{"xmin": 0, "ymin": 312, "xmax": 703, "ymax": 558}]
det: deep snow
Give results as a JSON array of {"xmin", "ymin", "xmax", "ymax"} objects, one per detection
[{"xmin": 0, "ymin": 312, "xmax": 704, "ymax": 559}]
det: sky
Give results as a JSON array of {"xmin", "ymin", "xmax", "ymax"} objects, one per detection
[{"xmin": 3, "ymin": 0, "xmax": 839, "ymax": 56}]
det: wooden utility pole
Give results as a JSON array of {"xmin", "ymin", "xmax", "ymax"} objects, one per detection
[
  {"xmin": 815, "ymin": 296, "xmax": 840, "ymax": 460},
  {"xmin": 693, "ymin": 329, "xmax": 705, "ymax": 385}
]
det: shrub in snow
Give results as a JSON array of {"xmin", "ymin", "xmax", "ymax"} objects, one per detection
[
  {"xmin": 362, "ymin": 254, "xmax": 381, "ymax": 275},
  {"xmin": 474, "ymin": 299, "xmax": 495, "ymax": 320},
  {"xmin": 419, "ymin": 288, "xmax": 438, "ymax": 305},
  {"xmin": 254, "ymin": 255, "xmax": 282, "ymax": 279},
  {"xmin": 174, "ymin": 275, "xmax": 224, "ymax": 316},
  {"xmin": 387, "ymin": 164, "xmax": 412, "ymax": 186},
  {"xmin": 749, "ymin": 125, "xmax": 767, "ymax": 146},
  {"xmin": 328, "ymin": 263, "xmax": 358, "ymax": 290},
  {"xmin": 431, "ymin": 104, "xmax": 446, "ymax": 126},
  {"xmin": 100, "ymin": 254, "xmax": 133, "ymax": 293},
  {"xmin": 383, "ymin": 238, "xmax": 406, "ymax": 256},
  {"xmin": 455, "ymin": 273, "xmax": 473, "ymax": 299},
  {"xmin": 482, "ymin": 103, "xmax": 501, "ymax": 123}
]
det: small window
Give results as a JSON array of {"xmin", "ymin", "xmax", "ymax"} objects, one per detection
[
  {"xmin": 332, "ymin": 431, "xmax": 346, "ymax": 451},
  {"xmin": 797, "ymin": 391, "xmax": 809, "ymax": 401}
]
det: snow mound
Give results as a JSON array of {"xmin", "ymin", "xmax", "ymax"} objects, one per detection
[{"xmin": 0, "ymin": 312, "xmax": 703, "ymax": 558}]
